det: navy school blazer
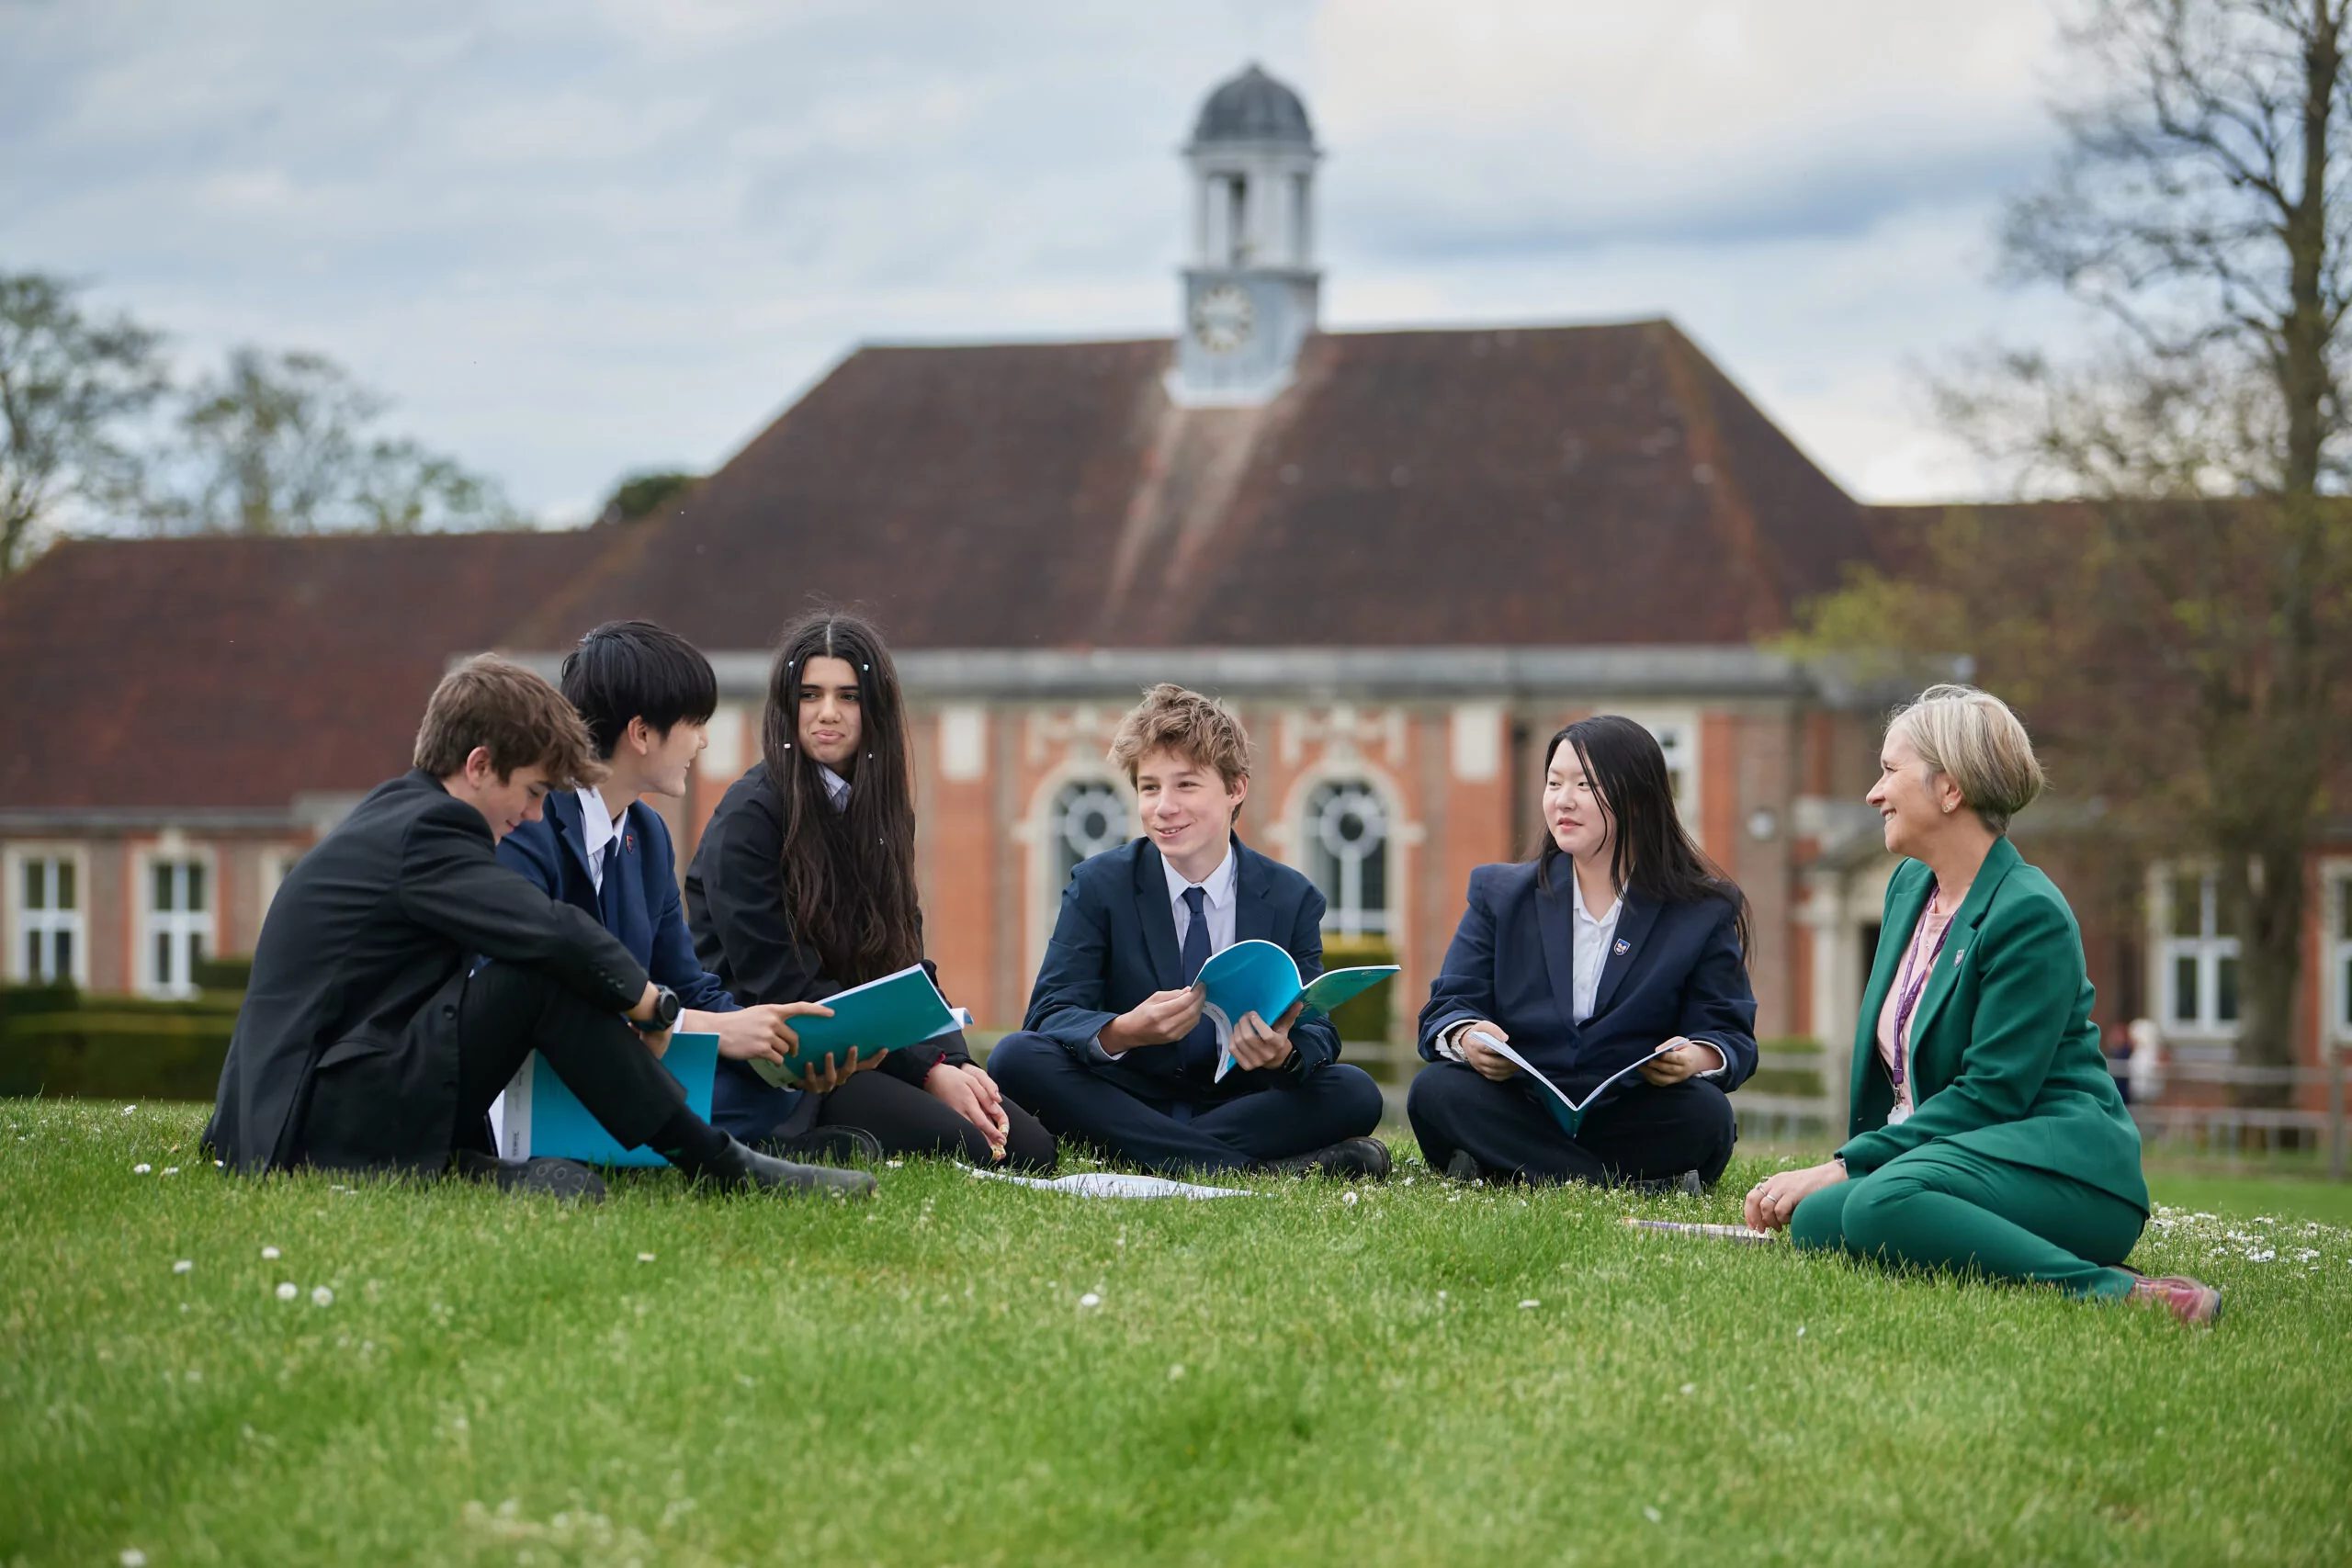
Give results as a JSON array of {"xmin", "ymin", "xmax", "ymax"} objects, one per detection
[
  {"xmin": 1021, "ymin": 835, "xmax": 1344, "ymax": 1103},
  {"xmin": 1418, "ymin": 860, "xmax": 1758, "ymax": 1104},
  {"xmin": 496, "ymin": 790, "xmax": 739, "ymax": 1015}
]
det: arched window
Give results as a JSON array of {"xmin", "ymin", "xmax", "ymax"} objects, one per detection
[
  {"xmin": 1305, "ymin": 779, "xmax": 1388, "ymax": 937},
  {"xmin": 1051, "ymin": 779, "xmax": 1132, "ymax": 887}
]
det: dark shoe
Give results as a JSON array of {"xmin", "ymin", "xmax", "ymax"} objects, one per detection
[
  {"xmin": 1266, "ymin": 1136, "xmax": 1392, "ymax": 1180},
  {"xmin": 1623, "ymin": 1169, "xmax": 1709, "ymax": 1198},
  {"xmin": 452, "ymin": 1149, "xmax": 606, "ymax": 1203},
  {"xmin": 1444, "ymin": 1148, "xmax": 1483, "ymax": 1182},
  {"xmin": 2127, "ymin": 1272, "xmax": 2223, "ymax": 1325},
  {"xmin": 754, "ymin": 1125, "xmax": 883, "ymax": 1166},
  {"xmin": 705, "ymin": 1134, "xmax": 877, "ymax": 1199}
]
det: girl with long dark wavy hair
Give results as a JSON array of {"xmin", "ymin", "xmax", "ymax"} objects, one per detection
[
  {"xmin": 1408, "ymin": 715, "xmax": 1758, "ymax": 1188},
  {"xmin": 684, "ymin": 609, "xmax": 1057, "ymax": 1170}
]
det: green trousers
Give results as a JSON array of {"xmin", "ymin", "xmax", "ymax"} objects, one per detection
[{"xmin": 1790, "ymin": 1141, "xmax": 2144, "ymax": 1299}]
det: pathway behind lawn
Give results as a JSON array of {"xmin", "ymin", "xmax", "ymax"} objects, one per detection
[{"xmin": 6, "ymin": 1101, "xmax": 2349, "ymax": 1567}]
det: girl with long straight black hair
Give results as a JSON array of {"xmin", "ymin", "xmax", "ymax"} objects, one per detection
[
  {"xmin": 684, "ymin": 608, "xmax": 1057, "ymax": 1170},
  {"xmin": 1408, "ymin": 715, "xmax": 1758, "ymax": 1188}
]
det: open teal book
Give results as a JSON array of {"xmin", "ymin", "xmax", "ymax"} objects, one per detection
[
  {"xmin": 1198, "ymin": 939, "xmax": 1399, "ymax": 1083},
  {"xmin": 1467, "ymin": 1031, "xmax": 1677, "ymax": 1138},
  {"xmin": 744, "ymin": 962, "xmax": 972, "ymax": 1090}
]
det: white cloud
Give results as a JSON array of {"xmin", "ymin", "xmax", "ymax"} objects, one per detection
[{"xmin": 0, "ymin": 0, "xmax": 2082, "ymax": 515}]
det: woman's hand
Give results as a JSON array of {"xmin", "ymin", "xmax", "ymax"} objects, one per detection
[
  {"xmin": 1637, "ymin": 1036, "xmax": 1723, "ymax": 1087},
  {"xmin": 1744, "ymin": 1159, "xmax": 1846, "ymax": 1233},
  {"xmin": 793, "ymin": 1043, "xmax": 882, "ymax": 1094},
  {"xmin": 1228, "ymin": 999, "xmax": 1303, "ymax": 1072},
  {"xmin": 1458, "ymin": 1021, "xmax": 1519, "ymax": 1081},
  {"xmin": 927, "ymin": 1061, "xmax": 1011, "ymax": 1160}
]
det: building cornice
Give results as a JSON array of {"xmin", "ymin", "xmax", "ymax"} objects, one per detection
[{"xmin": 500, "ymin": 645, "xmax": 1924, "ymax": 705}]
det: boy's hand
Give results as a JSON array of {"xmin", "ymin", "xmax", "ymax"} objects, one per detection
[
  {"xmin": 1102, "ymin": 986, "xmax": 1206, "ymax": 1054},
  {"xmin": 696, "ymin": 1002, "xmax": 832, "ymax": 1066},
  {"xmin": 1227, "ymin": 998, "xmax": 1302, "ymax": 1071}
]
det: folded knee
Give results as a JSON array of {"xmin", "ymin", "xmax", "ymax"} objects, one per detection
[
  {"xmin": 980, "ymin": 1032, "xmax": 1059, "ymax": 1095},
  {"xmin": 1836, "ymin": 1176, "xmax": 1924, "ymax": 1256},
  {"xmin": 1322, "ymin": 1062, "xmax": 1386, "ymax": 1134}
]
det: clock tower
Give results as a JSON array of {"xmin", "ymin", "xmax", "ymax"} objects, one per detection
[{"xmin": 1170, "ymin": 63, "xmax": 1321, "ymax": 407}]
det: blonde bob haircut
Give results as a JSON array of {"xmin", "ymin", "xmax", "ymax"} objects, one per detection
[{"xmin": 1886, "ymin": 683, "xmax": 2045, "ymax": 836}]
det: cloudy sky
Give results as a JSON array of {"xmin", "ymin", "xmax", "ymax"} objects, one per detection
[{"xmin": 2, "ymin": 0, "xmax": 2087, "ymax": 521}]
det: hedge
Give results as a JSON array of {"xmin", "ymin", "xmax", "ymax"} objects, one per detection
[{"xmin": 1, "ymin": 981, "xmax": 241, "ymax": 1101}]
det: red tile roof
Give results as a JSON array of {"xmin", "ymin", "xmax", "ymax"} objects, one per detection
[
  {"xmin": 508, "ymin": 320, "xmax": 1872, "ymax": 650},
  {"xmin": 0, "ymin": 531, "xmax": 604, "ymax": 810}
]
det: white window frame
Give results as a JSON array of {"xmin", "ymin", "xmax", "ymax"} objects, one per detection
[
  {"xmin": 1612, "ymin": 708, "xmax": 1702, "ymax": 831},
  {"xmin": 259, "ymin": 845, "xmax": 305, "ymax": 924},
  {"xmin": 139, "ymin": 845, "xmax": 217, "ymax": 998},
  {"xmin": 5, "ymin": 844, "xmax": 89, "ymax": 987},
  {"xmin": 1301, "ymin": 776, "xmax": 1394, "ymax": 940},
  {"xmin": 2324, "ymin": 860, "xmax": 2352, "ymax": 1048},
  {"xmin": 2151, "ymin": 864, "xmax": 2242, "ymax": 1041}
]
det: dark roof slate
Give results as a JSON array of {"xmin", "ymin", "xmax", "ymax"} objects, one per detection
[
  {"xmin": 0, "ymin": 531, "xmax": 604, "ymax": 810},
  {"xmin": 510, "ymin": 320, "xmax": 1870, "ymax": 652}
]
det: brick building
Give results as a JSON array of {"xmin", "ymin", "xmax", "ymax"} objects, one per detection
[{"xmin": 3, "ymin": 64, "xmax": 2345, "ymax": 1121}]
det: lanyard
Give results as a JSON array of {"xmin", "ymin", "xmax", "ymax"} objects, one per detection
[{"xmin": 1888, "ymin": 885, "xmax": 1952, "ymax": 1090}]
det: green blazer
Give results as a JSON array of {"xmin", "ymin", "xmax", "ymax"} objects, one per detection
[{"xmin": 1841, "ymin": 837, "xmax": 2148, "ymax": 1211}]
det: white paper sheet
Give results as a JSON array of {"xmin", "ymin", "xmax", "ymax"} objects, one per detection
[{"xmin": 965, "ymin": 1168, "xmax": 1256, "ymax": 1200}]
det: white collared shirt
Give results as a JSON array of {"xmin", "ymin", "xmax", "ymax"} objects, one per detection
[
  {"xmin": 1569, "ymin": 882, "xmax": 1624, "ymax": 1026},
  {"xmin": 575, "ymin": 785, "xmax": 619, "ymax": 894},
  {"xmin": 820, "ymin": 765, "xmax": 852, "ymax": 809},
  {"xmin": 1162, "ymin": 842, "xmax": 1238, "ymax": 960}
]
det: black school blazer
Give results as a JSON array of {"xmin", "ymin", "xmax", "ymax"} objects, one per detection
[
  {"xmin": 1417, "ymin": 860, "xmax": 1758, "ymax": 1104},
  {"xmin": 205, "ymin": 771, "xmax": 648, "ymax": 1174}
]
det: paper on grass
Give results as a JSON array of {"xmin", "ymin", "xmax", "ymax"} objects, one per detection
[
  {"xmin": 966, "ymin": 1167, "xmax": 1256, "ymax": 1201},
  {"xmin": 1466, "ymin": 1031, "xmax": 1678, "ymax": 1138},
  {"xmin": 1623, "ymin": 1218, "xmax": 1778, "ymax": 1246},
  {"xmin": 1194, "ymin": 939, "xmax": 1398, "ymax": 1083}
]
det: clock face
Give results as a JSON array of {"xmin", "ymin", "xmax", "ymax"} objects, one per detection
[{"xmin": 1192, "ymin": 285, "xmax": 1255, "ymax": 355}]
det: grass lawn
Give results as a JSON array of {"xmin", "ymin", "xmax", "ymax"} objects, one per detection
[{"xmin": 6, "ymin": 1102, "xmax": 2349, "ymax": 1567}]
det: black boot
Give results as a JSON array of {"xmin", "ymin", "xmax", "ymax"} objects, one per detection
[
  {"xmin": 451, "ymin": 1149, "xmax": 606, "ymax": 1203},
  {"xmin": 1264, "ymin": 1136, "xmax": 1392, "ymax": 1180},
  {"xmin": 650, "ymin": 1107, "xmax": 878, "ymax": 1198},
  {"xmin": 754, "ymin": 1125, "xmax": 883, "ymax": 1167}
]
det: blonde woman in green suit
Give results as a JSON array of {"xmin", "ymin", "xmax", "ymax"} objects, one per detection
[{"xmin": 1743, "ymin": 685, "xmax": 2221, "ymax": 1324}]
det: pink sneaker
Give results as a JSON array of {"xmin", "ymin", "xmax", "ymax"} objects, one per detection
[{"xmin": 2127, "ymin": 1272, "xmax": 2223, "ymax": 1325}]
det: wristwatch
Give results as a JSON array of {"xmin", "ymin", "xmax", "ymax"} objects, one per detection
[{"xmin": 629, "ymin": 984, "xmax": 681, "ymax": 1033}]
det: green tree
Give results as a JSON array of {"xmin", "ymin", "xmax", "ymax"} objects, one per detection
[
  {"xmin": 597, "ymin": 468, "xmax": 699, "ymax": 525},
  {"xmin": 1803, "ymin": 0, "xmax": 2352, "ymax": 1099},
  {"xmin": 149, "ymin": 347, "xmax": 517, "ymax": 536},
  {"xmin": 0, "ymin": 270, "xmax": 168, "ymax": 577}
]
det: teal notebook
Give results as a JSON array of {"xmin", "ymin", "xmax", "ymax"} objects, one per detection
[
  {"xmin": 1196, "ymin": 939, "xmax": 1399, "ymax": 1082},
  {"xmin": 497, "ymin": 1031, "xmax": 718, "ymax": 1168},
  {"xmin": 744, "ymin": 963, "xmax": 971, "ymax": 1090},
  {"xmin": 1467, "ymin": 1030, "xmax": 1676, "ymax": 1137}
]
